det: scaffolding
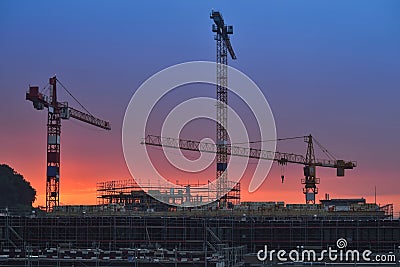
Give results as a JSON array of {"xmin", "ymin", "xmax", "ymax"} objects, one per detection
[
  {"xmin": 380, "ymin": 204, "xmax": 394, "ymax": 219},
  {"xmin": 0, "ymin": 212, "xmax": 399, "ymax": 254},
  {"xmin": 96, "ymin": 179, "xmax": 240, "ymax": 210}
]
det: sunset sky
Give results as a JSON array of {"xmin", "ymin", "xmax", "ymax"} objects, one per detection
[{"xmin": 0, "ymin": 1, "xmax": 399, "ymax": 214}]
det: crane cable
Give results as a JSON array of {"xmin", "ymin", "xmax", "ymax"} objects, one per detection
[
  {"xmin": 39, "ymin": 82, "xmax": 50, "ymax": 94},
  {"xmin": 312, "ymin": 137, "xmax": 338, "ymax": 161},
  {"xmin": 56, "ymin": 78, "xmax": 93, "ymax": 116},
  {"xmin": 232, "ymin": 135, "xmax": 339, "ymax": 161},
  {"xmin": 231, "ymin": 136, "xmax": 305, "ymax": 145}
]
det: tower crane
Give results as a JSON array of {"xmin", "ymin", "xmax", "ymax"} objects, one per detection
[
  {"xmin": 143, "ymin": 11, "xmax": 356, "ymax": 205},
  {"xmin": 142, "ymin": 134, "xmax": 357, "ymax": 204},
  {"xmin": 210, "ymin": 10, "xmax": 236, "ymax": 206},
  {"xmin": 26, "ymin": 76, "xmax": 111, "ymax": 211}
]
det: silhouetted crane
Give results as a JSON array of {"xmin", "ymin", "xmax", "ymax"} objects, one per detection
[
  {"xmin": 26, "ymin": 76, "xmax": 111, "ymax": 211},
  {"xmin": 143, "ymin": 134, "xmax": 356, "ymax": 204},
  {"xmin": 210, "ymin": 10, "xmax": 236, "ymax": 206}
]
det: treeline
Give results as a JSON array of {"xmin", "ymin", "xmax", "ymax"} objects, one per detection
[{"xmin": 0, "ymin": 164, "xmax": 36, "ymax": 209}]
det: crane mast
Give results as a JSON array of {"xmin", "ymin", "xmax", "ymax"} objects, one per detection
[
  {"xmin": 26, "ymin": 76, "xmax": 111, "ymax": 211},
  {"xmin": 46, "ymin": 77, "xmax": 61, "ymax": 211},
  {"xmin": 303, "ymin": 135, "xmax": 319, "ymax": 204},
  {"xmin": 211, "ymin": 10, "xmax": 236, "ymax": 206}
]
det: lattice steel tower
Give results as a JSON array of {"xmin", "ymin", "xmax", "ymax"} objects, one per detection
[
  {"xmin": 302, "ymin": 135, "xmax": 320, "ymax": 204},
  {"xmin": 46, "ymin": 77, "xmax": 61, "ymax": 210},
  {"xmin": 210, "ymin": 11, "xmax": 236, "ymax": 206}
]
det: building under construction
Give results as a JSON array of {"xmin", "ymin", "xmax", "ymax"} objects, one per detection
[
  {"xmin": 0, "ymin": 179, "xmax": 398, "ymax": 266},
  {"xmin": 0, "ymin": 204, "xmax": 399, "ymax": 266},
  {"xmin": 96, "ymin": 179, "xmax": 241, "ymax": 211}
]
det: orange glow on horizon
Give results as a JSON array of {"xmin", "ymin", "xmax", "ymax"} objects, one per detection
[
  {"xmin": 5, "ymin": 146, "xmax": 399, "ymax": 215},
  {"xmin": 26, "ymin": 167, "xmax": 399, "ymax": 216}
]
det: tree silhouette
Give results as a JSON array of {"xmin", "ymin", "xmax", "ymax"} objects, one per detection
[{"xmin": 0, "ymin": 164, "xmax": 36, "ymax": 208}]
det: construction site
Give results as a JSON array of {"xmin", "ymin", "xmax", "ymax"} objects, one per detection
[
  {"xmin": 0, "ymin": 199, "xmax": 399, "ymax": 266},
  {"xmin": 0, "ymin": 9, "xmax": 399, "ymax": 267}
]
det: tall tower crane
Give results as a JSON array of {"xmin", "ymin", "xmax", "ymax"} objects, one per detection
[
  {"xmin": 142, "ymin": 11, "xmax": 357, "ymax": 206},
  {"xmin": 26, "ymin": 76, "xmax": 111, "ymax": 211},
  {"xmin": 210, "ymin": 10, "xmax": 237, "ymax": 205},
  {"xmin": 143, "ymin": 11, "xmax": 356, "ymax": 205},
  {"xmin": 143, "ymin": 134, "xmax": 357, "ymax": 204}
]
